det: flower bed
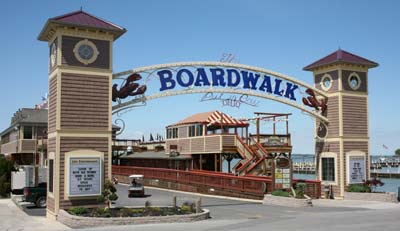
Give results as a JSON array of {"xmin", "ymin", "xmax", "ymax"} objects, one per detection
[{"xmin": 58, "ymin": 206, "xmax": 210, "ymax": 228}]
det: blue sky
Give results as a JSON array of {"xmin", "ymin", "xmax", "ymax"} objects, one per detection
[{"xmin": 0, "ymin": 0, "xmax": 399, "ymax": 155}]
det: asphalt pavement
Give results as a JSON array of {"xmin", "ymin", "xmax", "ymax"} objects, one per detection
[{"xmin": 4, "ymin": 184, "xmax": 400, "ymax": 231}]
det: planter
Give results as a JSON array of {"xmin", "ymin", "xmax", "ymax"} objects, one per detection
[
  {"xmin": 57, "ymin": 208, "xmax": 210, "ymax": 228},
  {"xmin": 263, "ymin": 194, "xmax": 312, "ymax": 208},
  {"xmin": 344, "ymin": 192, "xmax": 398, "ymax": 203}
]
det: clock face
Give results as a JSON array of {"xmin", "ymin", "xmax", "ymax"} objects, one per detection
[
  {"xmin": 78, "ymin": 44, "xmax": 94, "ymax": 60},
  {"xmin": 50, "ymin": 41, "xmax": 57, "ymax": 67}
]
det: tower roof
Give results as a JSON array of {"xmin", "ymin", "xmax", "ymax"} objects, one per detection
[
  {"xmin": 38, "ymin": 10, "xmax": 126, "ymax": 41},
  {"xmin": 303, "ymin": 49, "xmax": 378, "ymax": 71}
]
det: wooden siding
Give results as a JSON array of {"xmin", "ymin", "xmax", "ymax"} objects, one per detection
[
  {"xmin": 191, "ymin": 137, "xmax": 204, "ymax": 153},
  {"xmin": 315, "ymin": 70, "xmax": 339, "ymax": 93},
  {"xmin": 178, "ymin": 126, "xmax": 188, "ymax": 138},
  {"xmin": 61, "ymin": 36, "xmax": 110, "ymax": 69},
  {"xmin": 342, "ymin": 70, "xmax": 367, "ymax": 92},
  {"xmin": 204, "ymin": 136, "xmax": 221, "ymax": 152},
  {"xmin": 326, "ymin": 96, "xmax": 339, "ymax": 138},
  {"xmin": 19, "ymin": 140, "xmax": 36, "ymax": 152},
  {"xmin": 342, "ymin": 96, "xmax": 368, "ymax": 137},
  {"xmin": 47, "ymin": 197, "xmax": 55, "ymax": 213},
  {"xmin": 222, "ymin": 135, "xmax": 235, "ymax": 147},
  {"xmin": 0, "ymin": 140, "xmax": 18, "ymax": 155},
  {"xmin": 60, "ymin": 73, "xmax": 109, "ymax": 130},
  {"xmin": 59, "ymin": 137, "xmax": 109, "ymax": 209},
  {"xmin": 48, "ymin": 77, "xmax": 57, "ymax": 133}
]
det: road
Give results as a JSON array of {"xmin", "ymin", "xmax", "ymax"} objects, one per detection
[{"xmin": 6, "ymin": 184, "xmax": 400, "ymax": 231}]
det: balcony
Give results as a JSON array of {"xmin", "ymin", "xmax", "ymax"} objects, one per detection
[
  {"xmin": 0, "ymin": 139, "xmax": 39, "ymax": 155},
  {"xmin": 250, "ymin": 134, "xmax": 292, "ymax": 153},
  {"xmin": 166, "ymin": 134, "xmax": 237, "ymax": 155}
]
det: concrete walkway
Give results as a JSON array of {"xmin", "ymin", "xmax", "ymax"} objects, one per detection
[{"xmin": 0, "ymin": 199, "xmax": 69, "ymax": 231}]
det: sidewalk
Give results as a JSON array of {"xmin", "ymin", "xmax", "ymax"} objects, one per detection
[
  {"xmin": 313, "ymin": 198, "xmax": 400, "ymax": 209},
  {"xmin": 0, "ymin": 199, "xmax": 69, "ymax": 231}
]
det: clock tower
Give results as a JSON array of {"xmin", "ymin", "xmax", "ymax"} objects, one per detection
[
  {"xmin": 38, "ymin": 10, "xmax": 126, "ymax": 219},
  {"xmin": 304, "ymin": 49, "xmax": 378, "ymax": 198}
]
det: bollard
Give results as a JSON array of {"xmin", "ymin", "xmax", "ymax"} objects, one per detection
[
  {"xmin": 196, "ymin": 198, "xmax": 202, "ymax": 214},
  {"xmin": 172, "ymin": 195, "xmax": 177, "ymax": 208},
  {"xmin": 398, "ymin": 186, "xmax": 400, "ymax": 202}
]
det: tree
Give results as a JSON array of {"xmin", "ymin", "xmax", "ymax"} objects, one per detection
[
  {"xmin": 97, "ymin": 180, "xmax": 118, "ymax": 209},
  {"xmin": 0, "ymin": 158, "xmax": 15, "ymax": 197},
  {"xmin": 149, "ymin": 133, "xmax": 154, "ymax": 142},
  {"xmin": 395, "ymin": 149, "xmax": 400, "ymax": 156}
]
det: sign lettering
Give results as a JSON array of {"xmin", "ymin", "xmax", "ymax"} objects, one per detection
[
  {"xmin": 157, "ymin": 68, "xmax": 299, "ymax": 101},
  {"xmin": 69, "ymin": 157, "xmax": 101, "ymax": 196}
]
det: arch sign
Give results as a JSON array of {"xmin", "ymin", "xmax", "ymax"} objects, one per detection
[{"xmin": 112, "ymin": 62, "xmax": 328, "ymax": 122}]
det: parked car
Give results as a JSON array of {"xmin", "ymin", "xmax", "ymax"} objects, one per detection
[{"xmin": 23, "ymin": 182, "xmax": 47, "ymax": 208}]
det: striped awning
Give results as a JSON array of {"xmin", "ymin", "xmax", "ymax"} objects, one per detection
[{"xmin": 206, "ymin": 111, "xmax": 248, "ymax": 127}]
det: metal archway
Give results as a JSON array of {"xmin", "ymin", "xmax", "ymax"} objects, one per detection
[{"xmin": 112, "ymin": 61, "xmax": 328, "ymax": 122}]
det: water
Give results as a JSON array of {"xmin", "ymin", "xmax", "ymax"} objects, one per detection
[{"xmin": 292, "ymin": 154, "xmax": 400, "ymax": 193}]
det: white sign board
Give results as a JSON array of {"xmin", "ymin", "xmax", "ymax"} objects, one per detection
[
  {"xmin": 348, "ymin": 156, "xmax": 366, "ymax": 184},
  {"xmin": 69, "ymin": 157, "xmax": 101, "ymax": 196}
]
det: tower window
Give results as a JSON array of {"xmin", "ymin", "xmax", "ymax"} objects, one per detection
[
  {"xmin": 320, "ymin": 74, "xmax": 333, "ymax": 91},
  {"xmin": 348, "ymin": 73, "xmax": 361, "ymax": 90}
]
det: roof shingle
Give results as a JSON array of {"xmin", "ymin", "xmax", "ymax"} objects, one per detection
[{"xmin": 303, "ymin": 49, "xmax": 378, "ymax": 71}]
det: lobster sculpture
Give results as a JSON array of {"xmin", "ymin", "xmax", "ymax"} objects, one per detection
[
  {"xmin": 302, "ymin": 88, "xmax": 327, "ymax": 114},
  {"xmin": 112, "ymin": 73, "xmax": 147, "ymax": 102}
]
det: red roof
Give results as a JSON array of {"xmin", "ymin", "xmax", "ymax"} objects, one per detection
[
  {"xmin": 170, "ymin": 111, "xmax": 248, "ymax": 127},
  {"xmin": 303, "ymin": 49, "xmax": 378, "ymax": 71},
  {"xmin": 50, "ymin": 10, "xmax": 125, "ymax": 31},
  {"xmin": 38, "ymin": 10, "xmax": 126, "ymax": 41}
]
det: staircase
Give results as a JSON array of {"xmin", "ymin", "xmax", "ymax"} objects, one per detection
[{"xmin": 233, "ymin": 136, "xmax": 271, "ymax": 176}]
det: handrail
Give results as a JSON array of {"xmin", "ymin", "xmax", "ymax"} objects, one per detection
[
  {"xmin": 250, "ymin": 136, "xmax": 270, "ymax": 158},
  {"xmin": 245, "ymin": 156, "xmax": 266, "ymax": 174}
]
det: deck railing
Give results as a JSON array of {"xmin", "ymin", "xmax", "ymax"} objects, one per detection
[{"xmin": 112, "ymin": 166, "xmax": 321, "ymax": 198}]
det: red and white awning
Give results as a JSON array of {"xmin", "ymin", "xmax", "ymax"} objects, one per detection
[{"xmin": 206, "ymin": 111, "xmax": 248, "ymax": 127}]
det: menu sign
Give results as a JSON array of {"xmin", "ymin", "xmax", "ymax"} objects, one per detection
[
  {"xmin": 274, "ymin": 156, "xmax": 292, "ymax": 189},
  {"xmin": 69, "ymin": 157, "xmax": 101, "ymax": 196},
  {"xmin": 348, "ymin": 156, "xmax": 366, "ymax": 184}
]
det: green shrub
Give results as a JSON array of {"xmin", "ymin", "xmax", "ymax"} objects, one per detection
[
  {"xmin": 181, "ymin": 201, "xmax": 195, "ymax": 212},
  {"xmin": 180, "ymin": 205, "xmax": 193, "ymax": 214},
  {"xmin": 68, "ymin": 207, "xmax": 88, "ymax": 216},
  {"xmin": 347, "ymin": 184, "xmax": 371, "ymax": 193},
  {"xmin": 295, "ymin": 183, "xmax": 306, "ymax": 199},
  {"xmin": 271, "ymin": 190, "xmax": 290, "ymax": 197},
  {"xmin": 117, "ymin": 208, "xmax": 132, "ymax": 217},
  {"xmin": 90, "ymin": 207, "xmax": 111, "ymax": 217},
  {"xmin": 97, "ymin": 180, "xmax": 118, "ymax": 208}
]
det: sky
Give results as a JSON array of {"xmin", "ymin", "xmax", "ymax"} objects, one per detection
[{"xmin": 0, "ymin": 0, "xmax": 399, "ymax": 155}]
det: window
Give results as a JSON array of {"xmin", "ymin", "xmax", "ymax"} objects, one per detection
[
  {"xmin": 48, "ymin": 159, "xmax": 54, "ymax": 193},
  {"xmin": 23, "ymin": 126, "xmax": 33, "ymax": 139},
  {"xmin": 321, "ymin": 157, "xmax": 335, "ymax": 181},
  {"xmin": 320, "ymin": 74, "xmax": 333, "ymax": 91},
  {"xmin": 166, "ymin": 127, "xmax": 178, "ymax": 139},
  {"xmin": 189, "ymin": 124, "xmax": 203, "ymax": 137},
  {"xmin": 348, "ymin": 72, "xmax": 361, "ymax": 90}
]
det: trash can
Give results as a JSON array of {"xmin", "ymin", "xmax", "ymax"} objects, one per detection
[{"xmin": 324, "ymin": 184, "xmax": 330, "ymax": 199}]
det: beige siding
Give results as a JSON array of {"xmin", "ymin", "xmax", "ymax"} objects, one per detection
[
  {"xmin": 178, "ymin": 126, "xmax": 188, "ymax": 138},
  {"xmin": 205, "ymin": 136, "xmax": 220, "ymax": 152},
  {"xmin": 59, "ymin": 137, "xmax": 108, "ymax": 208},
  {"xmin": 222, "ymin": 135, "xmax": 235, "ymax": 147},
  {"xmin": 48, "ymin": 77, "xmax": 57, "ymax": 133},
  {"xmin": 342, "ymin": 96, "xmax": 368, "ymax": 137},
  {"xmin": 191, "ymin": 137, "xmax": 204, "ymax": 153},
  {"xmin": 60, "ymin": 73, "xmax": 109, "ymax": 130},
  {"xmin": 326, "ymin": 96, "xmax": 339, "ymax": 138}
]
